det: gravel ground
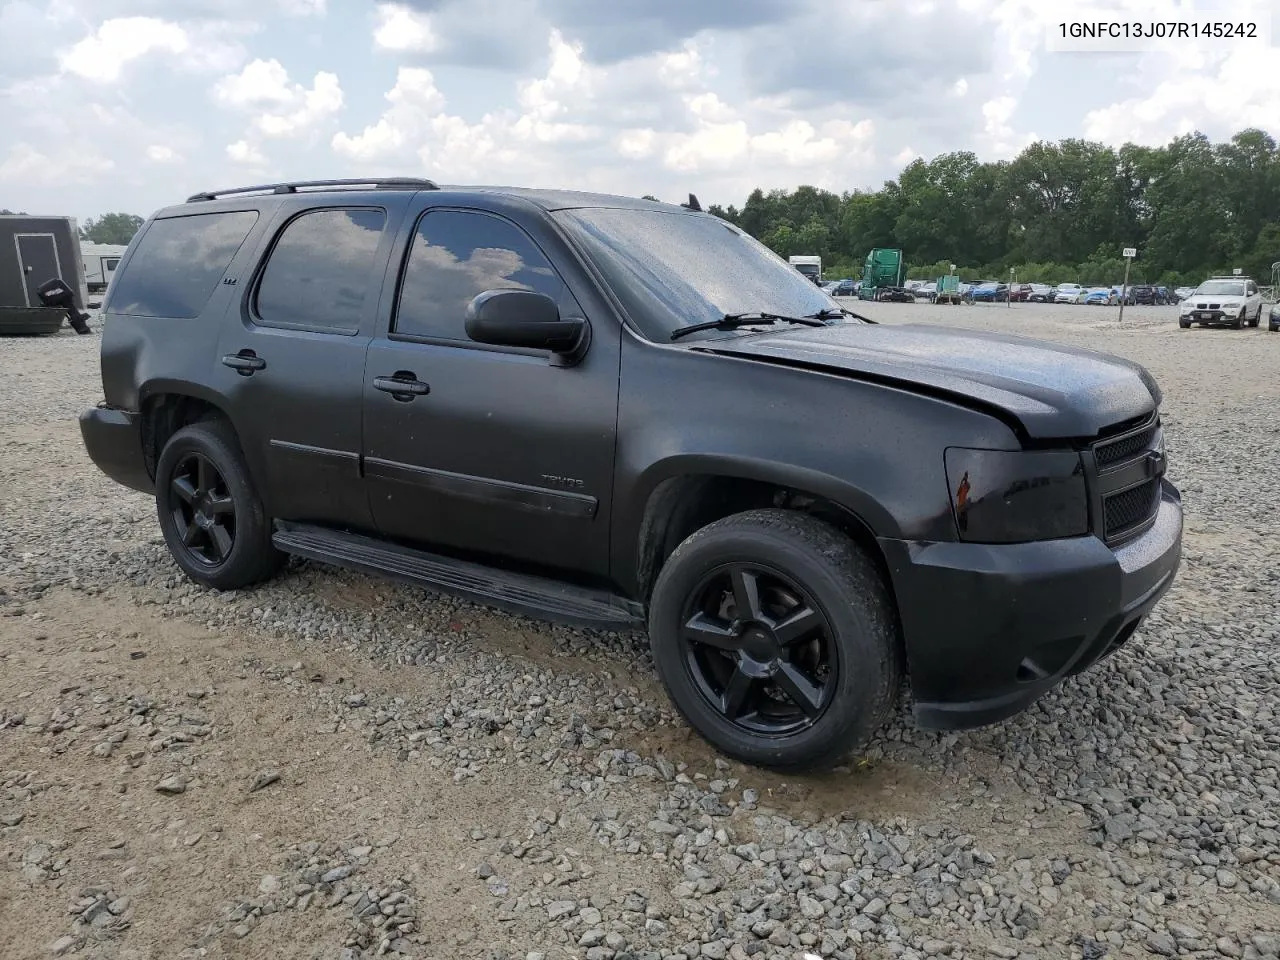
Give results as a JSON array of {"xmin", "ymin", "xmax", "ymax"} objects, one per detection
[{"xmin": 1, "ymin": 301, "xmax": 1278, "ymax": 960}]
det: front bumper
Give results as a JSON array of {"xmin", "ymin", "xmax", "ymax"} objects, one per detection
[
  {"xmin": 1184, "ymin": 308, "xmax": 1242, "ymax": 323},
  {"xmin": 879, "ymin": 480, "xmax": 1182, "ymax": 730},
  {"xmin": 79, "ymin": 405, "xmax": 154, "ymax": 495}
]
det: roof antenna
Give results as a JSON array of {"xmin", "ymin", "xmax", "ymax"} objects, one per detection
[{"xmin": 680, "ymin": 193, "xmax": 702, "ymax": 212}]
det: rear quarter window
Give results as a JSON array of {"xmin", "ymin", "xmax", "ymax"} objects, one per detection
[{"xmin": 106, "ymin": 210, "xmax": 259, "ymax": 318}]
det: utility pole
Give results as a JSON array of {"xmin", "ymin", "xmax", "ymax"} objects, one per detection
[{"xmin": 1119, "ymin": 247, "xmax": 1136, "ymax": 323}]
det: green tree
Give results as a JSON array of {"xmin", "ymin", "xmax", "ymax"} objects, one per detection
[
  {"xmin": 80, "ymin": 213, "xmax": 144, "ymax": 245},
  {"xmin": 708, "ymin": 127, "xmax": 1279, "ymax": 283}
]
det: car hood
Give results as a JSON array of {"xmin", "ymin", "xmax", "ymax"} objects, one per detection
[{"xmin": 694, "ymin": 322, "xmax": 1160, "ymax": 439}]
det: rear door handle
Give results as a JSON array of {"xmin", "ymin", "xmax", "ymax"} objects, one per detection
[
  {"xmin": 221, "ymin": 350, "xmax": 266, "ymax": 375},
  {"xmin": 373, "ymin": 372, "xmax": 430, "ymax": 401}
]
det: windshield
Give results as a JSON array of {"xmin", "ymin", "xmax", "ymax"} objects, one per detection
[
  {"xmin": 555, "ymin": 207, "xmax": 838, "ymax": 341},
  {"xmin": 1195, "ymin": 280, "xmax": 1245, "ymax": 296}
]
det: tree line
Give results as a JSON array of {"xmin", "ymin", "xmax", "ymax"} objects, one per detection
[{"xmin": 703, "ymin": 128, "xmax": 1280, "ymax": 287}]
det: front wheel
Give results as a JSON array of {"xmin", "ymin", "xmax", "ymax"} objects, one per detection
[
  {"xmin": 648, "ymin": 509, "xmax": 901, "ymax": 771},
  {"xmin": 155, "ymin": 420, "xmax": 284, "ymax": 590}
]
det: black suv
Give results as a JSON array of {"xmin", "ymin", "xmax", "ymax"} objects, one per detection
[{"xmin": 80, "ymin": 178, "xmax": 1183, "ymax": 770}]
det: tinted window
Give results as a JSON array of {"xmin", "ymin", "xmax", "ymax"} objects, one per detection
[
  {"xmin": 394, "ymin": 210, "xmax": 564, "ymax": 341},
  {"xmin": 256, "ymin": 208, "xmax": 387, "ymax": 333},
  {"xmin": 107, "ymin": 211, "xmax": 258, "ymax": 318},
  {"xmin": 555, "ymin": 207, "xmax": 837, "ymax": 342}
]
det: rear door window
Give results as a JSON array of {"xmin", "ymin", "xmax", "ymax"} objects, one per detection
[
  {"xmin": 254, "ymin": 208, "xmax": 388, "ymax": 334},
  {"xmin": 107, "ymin": 211, "xmax": 258, "ymax": 318}
]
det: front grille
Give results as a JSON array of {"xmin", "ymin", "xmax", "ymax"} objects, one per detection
[
  {"xmin": 1103, "ymin": 479, "xmax": 1161, "ymax": 540},
  {"xmin": 1090, "ymin": 412, "xmax": 1164, "ymax": 544},
  {"xmin": 1095, "ymin": 425, "xmax": 1158, "ymax": 468}
]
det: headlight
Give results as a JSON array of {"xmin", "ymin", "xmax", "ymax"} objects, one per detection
[{"xmin": 945, "ymin": 448, "xmax": 1089, "ymax": 543}]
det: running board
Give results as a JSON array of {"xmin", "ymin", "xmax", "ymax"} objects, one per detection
[{"xmin": 272, "ymin": 523, "xmax": 646, "ymax": 632}]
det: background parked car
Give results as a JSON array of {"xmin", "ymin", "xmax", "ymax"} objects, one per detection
[
  {"xmin": 1027, "ymin": 283, "xmax": 1055, "ymax": 302},
  {"xmin": 1054, "ymin": 283, "xmax": 1084, "ymax": 303},
  {"xmin": 914, "ymin": 281, "xmax": 937, "ymax": 301},
  {"xmin": 1174, "ymin": 286, "xmax": 1194, "ymax": 301},
  {"xmin": 1084, "ymin": 287, "xmax": 1115, "ymax": 305},
  {"xmin": 829, "ymin": 279, "xmax": 858, "ymax": 297},
  {"xmin": 1270, "ymin": 302, "xmax": 1280, "ymax": 332},
  {"xmin": 1008, "ymin": 283, "xmax": 1031, "ymax": 302},
  {"xmin": 970, "ymin": 282, "xmax": 1009, "ymax": 302}
]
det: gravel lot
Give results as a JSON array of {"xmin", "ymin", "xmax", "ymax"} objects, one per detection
[{"xmin": 2, "ymin": 301, "xmax": 1278, "ymax": 960}]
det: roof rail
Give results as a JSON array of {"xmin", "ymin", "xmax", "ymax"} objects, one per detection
[{"xmin": 186, "ymin": 178, "xmax": 439, "ymax": 203}]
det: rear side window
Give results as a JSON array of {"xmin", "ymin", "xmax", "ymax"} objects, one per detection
[
  {"xmin": 107, "ymin": 211, "xmax": 258, "ymax": 318},
  {"xmin": 254, "ymin": 208, "xmax": 387, "ymax": 334}
]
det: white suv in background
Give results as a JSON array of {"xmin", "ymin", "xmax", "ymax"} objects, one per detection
[{"xmin": 1179, "ymin": 277, "xmax": 1264, "ymax": 329}]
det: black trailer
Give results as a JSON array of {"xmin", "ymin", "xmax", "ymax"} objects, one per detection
[{"xmin": 1, "ymin": 214, "xmax": 89, "ymax": 335}]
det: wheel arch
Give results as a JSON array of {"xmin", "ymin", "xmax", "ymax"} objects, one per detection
[
  {"xmin": 138, "ymin": 380, "xmax": 261, "ymax": 492},
  {"xmin": 627, "ymin": 457, "xmax": 903, "ymax": 630}
]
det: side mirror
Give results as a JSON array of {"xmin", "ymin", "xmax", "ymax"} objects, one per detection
[{"xmin": 464, "ymin": 289, "xmax": 586, "ymax": 358}]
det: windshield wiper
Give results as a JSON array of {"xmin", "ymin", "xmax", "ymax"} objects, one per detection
[
  {"xmin": 806, "ymin": 307, "xmax": 878, "ymax": 325},
  {"xmin": 669, "ymin": 312, "xmax": 827, "ymax": 341}
]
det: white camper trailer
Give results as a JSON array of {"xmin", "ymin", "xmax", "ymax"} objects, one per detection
[{"xmin": 81, "ymin": 242, "xmax": 128, "ymax": 294}]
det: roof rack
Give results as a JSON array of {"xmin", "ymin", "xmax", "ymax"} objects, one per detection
[{"xmin": 186, "ymin": 178, "xmax": 439, "ymax": 203}]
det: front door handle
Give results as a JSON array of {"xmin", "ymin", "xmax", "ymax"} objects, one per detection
[
  {"xmin": 373, "ymin": 372, "xmax": 430, "ymax": 401},
  {"xmin": 221, "ymin": 350, "xmax": 266, "ymax": 376}
]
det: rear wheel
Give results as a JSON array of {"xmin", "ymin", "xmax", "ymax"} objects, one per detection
[
  {"xmin": 155, "ymin": 420, "xmax": 284, "ymax": 590},
  {"xmin": 648, "ymin": 509, "xmax": 900, "ymax": 771},
  {"xmin": 1249, "ymin": 305, "xmax": 1260, "ymax": 328}
]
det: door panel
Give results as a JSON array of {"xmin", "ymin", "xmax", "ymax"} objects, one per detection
[
  {"xmin": 362, "ymin": 206, "xmax": 619, "ymax": 577},
  {"xmin": 17, "ymin": 234, "xmax": 61, "ymax": 305},
  {"xmin": 216, "ymin": 200, "xmax": 409, "ymax": 530}
]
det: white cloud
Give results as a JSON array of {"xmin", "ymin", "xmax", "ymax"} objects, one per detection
[
  {"xmin": 55, "ymin": 15, "xmax": 251, "ymax": 82},
  {"xmin": 58, "ymin": 17, "xmax": 188, "ymax": 82},
  {"xmin": 332, "ymin": 67, "xmax": 445, "ymax": 161},
  {"xmin": 214, "ymin": 59, "xmax": 344, "ymax": 140},
  {"xmin": 373, "ymin": 3, "xmax": 438, "ymax": 53},
  {"xmin": 227, "ymin": 139, "xmax": 266, "ymax": 164},
  {"xmin": 0, "ymin": 141, "xmax": 115, "ymax": 185},
  {"xmin": 981, "ymin": 95, "xmax": 1034, "ymax": 158},
  {"xmin": 1083, "ymin": 47, "xmax": 1280, "ymax": 145},
  {"xmin": 146, "ymin": 145, "xmax": 179, "ymax": 162},
  {"xmin": 213, "ymin": 58, "xmax": 297, "ymax": 107}
]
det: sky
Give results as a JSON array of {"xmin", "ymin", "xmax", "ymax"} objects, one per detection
[{"xmin": 1, "ymin": 0, "xmax": 1278, "ymax": 223}]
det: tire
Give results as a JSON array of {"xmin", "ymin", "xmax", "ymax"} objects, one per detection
[
  {"xmin": 154, "ymin": 419, "xmax": 284, "ymax": 590},
  {"xmin": 1249, "ymin": 305, "xmax": 1260, "ymax": 328},
  {"xmin": 1233, "ymin": 310, "xmax": 1245, "ymax": 330},
  {"xmin": 1178, "ymin": 319, "xmax": 1191, "ymax": 329},
  {"xmin": 647, "ymin": 508, "xmax": 901, "ymax": 771}
]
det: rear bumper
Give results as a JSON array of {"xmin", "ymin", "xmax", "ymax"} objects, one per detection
[
  {"xmin": 879, "ymin": 481, "xmax": 1182, "ymax": 730},
  {"xmin": 79, "ymin": 405, "xmax": 154, "ymax": 495}
]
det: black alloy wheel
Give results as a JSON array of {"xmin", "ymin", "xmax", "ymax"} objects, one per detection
[
  {"xmin": 154, "ymin": 420, "xmax": 283, "ymax": 590},
  {"xmin": 648, "ymin": 508, "xmax": 900, "ymax": 770},
  {"xmin": 679, "ymin": 562, "xmax": 835, "ymax": 737},
  {"xmin": 168, "ymin": 452, "xmax": 236, "ymax": 565}
]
